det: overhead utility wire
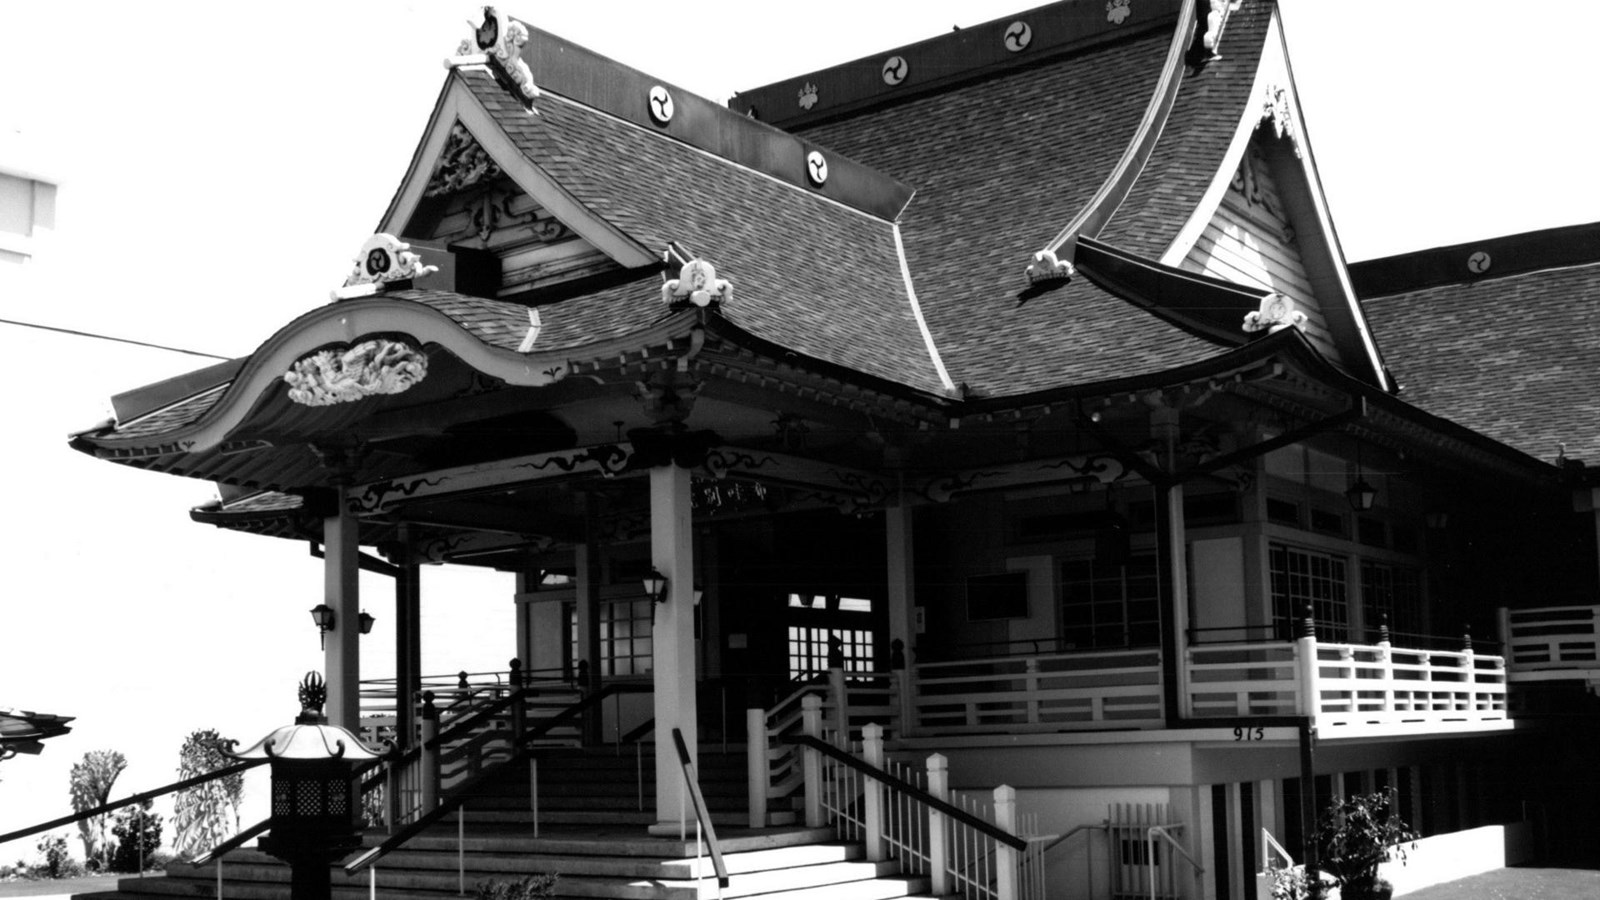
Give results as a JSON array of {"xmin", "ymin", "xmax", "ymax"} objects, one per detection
[{"xmin": 0, "ymin": 316, "xmax": 229, "ymax": 360}]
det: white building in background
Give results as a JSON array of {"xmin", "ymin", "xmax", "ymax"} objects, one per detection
[{"xmin": 0, "ymin": 133, "xmax": 57, "ymax": 273}]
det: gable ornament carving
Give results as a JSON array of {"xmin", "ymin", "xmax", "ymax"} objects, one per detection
[
  {"xmin": 425, "ymin": 123, "xmax": 502, "ymax": 198},
  {"xmin": 1260, "ymin": 83, "xmax": 1301, "ymax": 157},
  {"xmin": 285, "ymin": 339, "xmax": 429, "ymax": 407},
  {"xmin": 1242, "ymin": 292, "xmax": 1306, "ymax": 334},
  {"xmin": 1201, "ymin": 0, "xmax": 1244, "ymax": 57}
]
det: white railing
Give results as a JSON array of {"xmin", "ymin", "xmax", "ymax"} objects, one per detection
[
  {"xmin": 1185, "ymin": 634, "xmax": 1507, "ymax": 728},
  {"xmin": 910, "ymin": 648, "xmax": 1164, "ymax": 733},
  {"xmin": 746, "ymin": 680, "xmax": 826, "ymax": 827},
  {"xmin": 800, "ymin": 697, "xmax": 1047, "ymax": 900},
  {"xmin": 1500, "ymin": 604, "xmax": 1600, "ymax": 671}
]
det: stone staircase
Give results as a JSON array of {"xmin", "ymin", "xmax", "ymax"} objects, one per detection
[{"xmin": 74, "ymin": 748, "xmax": 922, "ymax": 900}]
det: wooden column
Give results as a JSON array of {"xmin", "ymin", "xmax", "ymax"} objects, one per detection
[
  {"xmin": 395, "ymin": 526, "xmax": 422, "ymax": 748},
  {"xmin": 324, "ymin": 495, "xmax": 361, "ymax": 731},
  {"xmin": 649, "ymin": 463, "xmax": 697, "ymax": 832},
  {"xmin": 885, "ymin": 499, "xmax": 915, "ymax": 665}
]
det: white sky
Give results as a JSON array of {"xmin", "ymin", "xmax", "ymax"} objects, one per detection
[{"xmin": 1, "ymin": 0, "xmax": 1597, "ymax": 851}]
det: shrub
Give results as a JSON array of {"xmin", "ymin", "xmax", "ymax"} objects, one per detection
[
  {"xmin": 1317, "ymin": 791, "xmax": 1417, "ymax": 899},
  {"xmin": 474, "ymin": 873, "xmax": 558, "ymax": 900},
  {"xmin": 34, "ymin": 834, "xmax": 82, "ymax": 879},
  {"xmin": 109, "ymin": 801, "xmax": 163, "ymax": 873}
]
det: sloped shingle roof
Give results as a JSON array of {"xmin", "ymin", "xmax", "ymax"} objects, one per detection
[
  {"xmin": 462, "ymin": 70, "xmax": 950, "ymax": 397},
  {"xmin": 1361, "ymin": 261, "xmax": 1600, "ymax": 467},
  {"xmin": 794, "ymin": 24, "xmax": 1254, "ymax": 397}
]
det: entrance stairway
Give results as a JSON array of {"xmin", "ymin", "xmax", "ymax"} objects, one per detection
[{"xmin": 74, "ymin": 748, "xmax": 927, "ymax": 900}]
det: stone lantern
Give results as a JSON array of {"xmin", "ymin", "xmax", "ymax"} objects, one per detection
[{"xmin": 232, "ymin": 673, "xmax": 385, "ymax": 900}]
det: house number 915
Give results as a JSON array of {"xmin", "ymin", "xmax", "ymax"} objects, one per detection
[{"xmin": 1233, "ymin": 727, "xmax": 1265, "ymax": 741}]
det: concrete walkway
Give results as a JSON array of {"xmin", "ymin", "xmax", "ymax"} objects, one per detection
[{"xmin": 1401, "ymin": 866, "xmax": 1600, "ymax": 900}]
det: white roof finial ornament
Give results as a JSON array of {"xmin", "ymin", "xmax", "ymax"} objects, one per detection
[
  {"xmin": 1026, "ymin": 249, "xmax": 1076, "ymax": 285},
  {"xmin": 333, "ymin": 234, "xmax": 439, "ymax": 300},
  {"xmin": 467, "ymin": 7, "xmax": 537, "ymax": 103},
  {"xmin": 1242, "ymin": 292, "xmax": 1307, "ymax": 334},
  {"xmin": 662, "ymin": 258, "xmax": 732, "ymax": 309}
]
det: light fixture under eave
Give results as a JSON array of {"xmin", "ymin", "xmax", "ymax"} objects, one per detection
[
  {"xmin": 643, "ymin": 570, "xmax": 669, "ymax": 605},
  {"xmin": 1346, "ymin": 441, "xmax": 1377, "ymax": 512},
  {"xmin": 358, "ymin": 611, "xmax": 376, "ymax": 635},
  {"xmin": 309, "ymin": 603, "xmax": 335, "ymax": 649},
  {"xmin": 1345, "ymin": 477, "xmax": 1377, "ymax": 512}
]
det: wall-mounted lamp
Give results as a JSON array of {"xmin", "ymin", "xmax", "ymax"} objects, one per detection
[
  {"xmin": 643, "ymin": 570, "xmax": 669, "ymax": 605},
  {"xmin": 694, "ymin": 585, "xmax": 704, "ymax": 605},
  {"xmin": 309, "ymin": 603, "xmax": 335, "ymax": 649},
  {"xmin": 1346, "ymin": 442, "xmax": 1377, "ymax": 511},
  {"xmin": 358, "ymin": 610, "xmax": 376, "ymax": 635}
]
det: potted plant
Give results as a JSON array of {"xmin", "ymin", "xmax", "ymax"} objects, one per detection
[{"xmin": 1317, "ymin": 791, "xmax": 1418, "ymax": 900}]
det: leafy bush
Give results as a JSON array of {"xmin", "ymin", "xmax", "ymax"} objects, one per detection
[
  {"xmin": 474, "ymin": 873, "xmax": 558, "ymax": 900},
  {"xmin": 109, "ymin": 800, "xmax": 163, "ymax": 873},
  {"xmin": 33, "ymin": 834, "xmax": 82, "ymax": 879},
  {"xmin": 1317, "ymin": 791, "xmax": 1417, "ymax": 899},
  {"xmin": 1267, "ymin": 862, "xmax": 1309, "ymax": 900}
]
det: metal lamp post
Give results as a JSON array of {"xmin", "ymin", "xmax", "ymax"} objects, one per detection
[{"xmin": 232, "ymin": 673, "xmax": 385, "ymax": 900}]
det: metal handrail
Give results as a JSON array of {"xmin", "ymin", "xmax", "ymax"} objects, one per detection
[
  {"xmin": 344, "ymin": 683, "xmax": 645, "ymax": 875},
  {"xmin": 786, "ymin": 734, "xmax": 1026, "ymax": 851},
  {"xmin": 189, "ymin": 818, "xmax": 271, "ymax": 867},
  {"xmin": 1147, "ymin": 825, "xmax": 1203, "ymax": 900},
  {"xmin": 0, "ymin": 759, "xmax": 267, "ymax": 848},
  {"xmin": 670, "ymin": 729, "xmax": 729, "ymax": 889}
]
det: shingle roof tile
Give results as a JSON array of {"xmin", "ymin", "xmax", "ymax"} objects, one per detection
[
  {"xmin": 1361, "ymin": 262, "xmax": 1600, "ymax": 465},
  {"xmin": 462, "ymin": 69, "xmax": 949, "ymax": 396}
]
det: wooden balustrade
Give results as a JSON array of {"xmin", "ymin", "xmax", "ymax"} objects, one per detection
[
  {"xmin": 909, "ymin": 648, "xmax": 1164, "ymax": 733},
  {"xmin": 1500, "ymin": 604, "xmax": 1600, "ymax": 671}
]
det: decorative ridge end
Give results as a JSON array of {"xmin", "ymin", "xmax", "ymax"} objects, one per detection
[
  {"xmin": 662, "ymin": 258, "xmax": 732, "ymax": 310},
  {"xmin": 1026, "ymin": 249, "xmax": 1076, "ymax": 285},
  {"xmin": 1242, "ymin": 292, "xmax": 1307, "ymax": 334},
  {"xmin": 333, "ymin": 234, "xmax": 439, "ymax": 300},
  {"xmin": 465, "ymin": 7, "xmax": 538, "ymax": 104}
]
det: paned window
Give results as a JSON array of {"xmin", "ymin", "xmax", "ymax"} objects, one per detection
[
  {"xmin": 1269, "ymin": 544, "xmax": 1348, "ymax": 640},
  {"xmin": 1361, "ymin": 562, "xmax": 1423, "ymax": 642},
  {"xmin": 1059, "ymin": 555, "xmax": 1159, "ymax": 649},
  {"xmin": 572, "ymin": 597, "xmax": 652, "ymax": 676}
]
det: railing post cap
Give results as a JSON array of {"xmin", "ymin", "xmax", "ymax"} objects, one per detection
[
  {"xmin": 802, "ymin": 694, "xmax": 821, "ymax": 709},
  {"xmin": 927, "ymin": 752, "xmax": 948, "ymax": 768},
  {"xmin": 994, "ymin": 784, "xmax": 1016, "ymax": 801},
  {"xmin": 863, "ymin": 722, "xmax": 884, "ymax": 739}
]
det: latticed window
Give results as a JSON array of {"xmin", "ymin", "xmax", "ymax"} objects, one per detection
[
  {"xmin": 786, "ymin": 594, "xmax": 876, "ymax": 681},
  {"xmin": 591, "ymin": 598, "xmax": 653, "ymax": 676},
  {"xmin": 1361, "ymin": 561, "xmax": 1423, "ymax": 641},
  {"xmin": 1059, "ymin": 556, "xmax": 1159, "ymax": 649},
  {"xmin": 1270, "ymin": 544, "xmax": 1348, "ymax": 640}
]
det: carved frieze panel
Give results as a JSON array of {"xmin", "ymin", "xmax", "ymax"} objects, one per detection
[
  {"xmin": 921, "ymin": 453, "xmax": 1129, "ymax": 503},
  {"xmin": 285, "ymin": 339, "xmax": 428, "ymax": 408},
  {"xmin": 425, "ymin": 123, "xmax": 501, "ymax": 198}
]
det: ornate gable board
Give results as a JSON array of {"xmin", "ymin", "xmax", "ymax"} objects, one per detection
[
  {"xmin": 378, "ymin": 77, "xmax": 657, "ymax": 275},
  {"xmin": 1160, "ymin": 7, "xmax": 1389, "ymax": 391}
]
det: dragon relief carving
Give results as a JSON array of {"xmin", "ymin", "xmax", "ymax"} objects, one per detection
[
  {"xmin": 284, "ymin": 339, "xmax": 429, "ymax": 407},
  {"xmin": 425, "ymin": 123, "xmax": 501, "ymax": 198}
]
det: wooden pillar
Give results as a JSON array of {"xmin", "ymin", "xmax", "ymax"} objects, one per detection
[
  {"xmin": 1155, "ymin": 480, "xmax": 1189, "ymax": 724},
  {"xmin": 324, "ymin": 496, "xmax": 361, "ymax": 731},
  {"xmin": 650, "ymin": 463, "xmax": 697, "ymax": 832},
  {"xmin": 395, "ymin": 526, "xmax": 422, "ymax": 748},
  {"xmin": 886, "ymin": 499, "xmax": 915, "ymax": 655}
]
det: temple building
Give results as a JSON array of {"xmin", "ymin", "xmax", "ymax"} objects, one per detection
[{"xmin": 61, "ymin": 3, "xmax": 1600, "ymax": 898}]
